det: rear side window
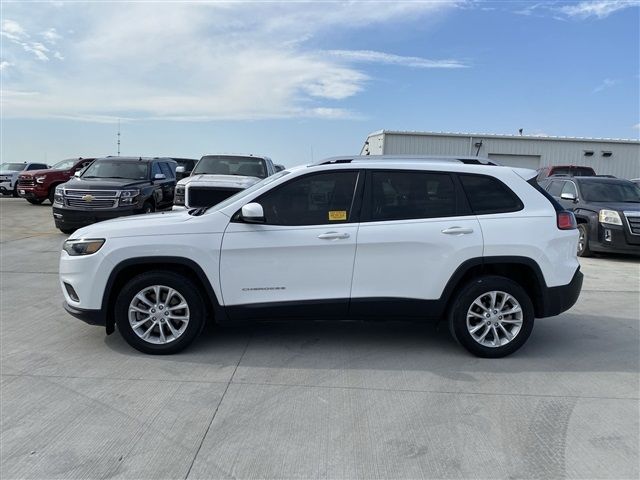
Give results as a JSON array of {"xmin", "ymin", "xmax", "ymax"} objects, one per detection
[
  {"xmin": 459, "ymin": 174, "xmax": 523, "ymax": 215},
  {"xmin": 369, "ymin": 171, "xmax": 457, "ymax": 221}
]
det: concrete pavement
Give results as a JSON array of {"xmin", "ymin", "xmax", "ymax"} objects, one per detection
[{"xmin": 1, "ymin": 197, "xmax": 638, "ymax": 479}]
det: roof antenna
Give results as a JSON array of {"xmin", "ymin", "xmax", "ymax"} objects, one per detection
[{"xmin": 117, "ymin": 119, "xmax": 121, "ymax": 156}]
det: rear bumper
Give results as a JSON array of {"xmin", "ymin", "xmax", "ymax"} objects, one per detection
[
  {"xmin": 63, "ymin": 302, "xmax": 106, "ymax": 326},
  {"xmin": 539, "ymin": 268, "xmax": 583, "ymax": 318}
]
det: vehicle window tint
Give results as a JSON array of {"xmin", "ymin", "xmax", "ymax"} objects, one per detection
[
  {"xmin": 547, "ymin": 181, "xmax": 563, "ymax": 197},
  {"xmin": 561, "ymin": 182, "xmax": 577, "ymax": 197},
  {"xmin": 258, "ymin": 171, "xmax": 358, "ymax": 226},
  {"xmin": 370, "ymin": 171, "xmax": 456, "ymax": 221},
  {"xmin": 151, "ymin": 162, "xmax": 162, "ymax": 178},
  {"xmin": 159, "ymin": 162, "xmax": 174, "ymax": 178},
  {"xmin": 459, "ymin": 174, "xmax": 523, "ymax": 215},
  {"xmin": 27, "ymin": 164, "xmax": 45, "ymax": 170}
]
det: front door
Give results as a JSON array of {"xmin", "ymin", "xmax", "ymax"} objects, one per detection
[{"xmin": 220, "ymin": 170, "xmax": 362, "ymax": 319}]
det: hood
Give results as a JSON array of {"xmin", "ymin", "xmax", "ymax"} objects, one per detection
[
  {"xmin": 0, "ymin": 170, "xmax": 20, "ymax": 176},
  {"xmin": 63, "ymin": 177, "xmax": 150, "ymax": 190},
  {"xmin": 588, "ymin": 202, "xmax": 640, "ymax": 212},
  {"xmin": 19, "ymin": 167, "xmax": 67, "ymax": 177},
  {"xmin": 70, "ymin": 209, "xmax": 229, "ymax": 239},
  {"xmin": 178, "ymin": 174, "xmax": 260, "ymax": 189}
]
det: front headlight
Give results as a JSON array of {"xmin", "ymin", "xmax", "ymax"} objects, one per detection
[
  {"xmin": 119, "ymin": 189, "xmax": 140, "ymax": 206},
  {"xmin": 63, "ymin": 238, "xmax": 105, "ymax": 256},
  {"xmin": 599, "ymin": 209, "xmax": 622, "ymax": 226},
  {"xmin": 54, "ymin": 186, "xmax": 64, "ymax": 205},
  {"xmin": 175, "ymin": 185, "xmax": 185, "ymax": 205},
  {"xmin": 36, "ymin": 175, "xmax": 47, "ymax": 184}
]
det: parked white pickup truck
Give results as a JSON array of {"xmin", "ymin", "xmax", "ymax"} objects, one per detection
[{"xmin": 174, "ymin": 154, "xmax": 279, "ymax": 209}]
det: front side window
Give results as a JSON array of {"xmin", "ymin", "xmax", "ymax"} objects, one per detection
[
  {"xmin": 547, "ymin": 180, "xmax": 564, "ymax": 197},
  {"xmin": 82, "ymin": 160, "xmax": 149, "ymax": 180},
  {"xmin": 159, "ymin": 162, "xmax": 174, "ymax": 178},
  {"xmin": 459, "ymin": 174, "xmax": 523, "ymax": 215},
  {"xmin": 257, "ymin": 171, "xmax": 358, "ymax": 226},
  {"xmin": 370, "ymin": 171, "xmax": 456, "ymax": 221}
]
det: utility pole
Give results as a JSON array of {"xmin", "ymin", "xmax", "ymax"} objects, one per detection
[{"xmin": 117, "ymin": 119, "xmax": 121, "ymax": 156}]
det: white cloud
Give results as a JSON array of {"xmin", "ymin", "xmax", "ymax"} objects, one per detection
[
  {"xmin": 0, "ymin": 2, "xmax": 464, "ymax": 122},
  {"xmin": 559, "ymin": 0, "xmax": 638, "ymax": 19},
  {"xmin": 327, "ymin": 50, "xmax": 468, "ymax": 69},
  {"xmin": 0, "ymin": 60, "xmax": 12, "ymax": 71},
  {"xmin": 633, "ymin": 123, "xmax": 640, "ymax": 130},
  {"xmin": 593, "ymin": 78, "xmax": 619, "ymax": 93},
  {"xmin": 0, "ymin": 19, "xmax": 27, "ymax": 41},
  {"xmin": 1, "ymin": 19, "xmax": 54, "ymax": 61},
  {"xmin": 40, "ymin": 28, "xmax": 62, "ymax": 44}
]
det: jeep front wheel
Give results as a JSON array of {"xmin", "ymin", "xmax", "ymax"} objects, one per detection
[
  {"xmin": 449, "ymin": 275, "xmax": 534, "ymax": 358},
  {"xmin": 115, "ymin": 271, "xmax": 205, "ymax": 354}
]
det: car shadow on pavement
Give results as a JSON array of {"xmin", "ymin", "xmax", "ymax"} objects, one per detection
[{"xmin": 103, "ymin": 311, "xmax": 639, "ymax": 376}]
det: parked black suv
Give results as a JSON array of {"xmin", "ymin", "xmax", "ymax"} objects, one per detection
[
  {"xmin": 52, "ymin": 157, "xmax": 177, "ymax": 233},
  {"xmin": 540, "ymin": 176, "xmax": 640, "ymax": 256}
]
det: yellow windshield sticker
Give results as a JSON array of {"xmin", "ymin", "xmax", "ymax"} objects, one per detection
[{"xmin": 328, "ymin": 210, "xmax": 347, "ymax": 221}]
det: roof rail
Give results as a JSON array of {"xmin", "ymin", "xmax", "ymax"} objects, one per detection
[{"xmin": 311, "ymin": 155, "xmax": 499, "ymax": 167}]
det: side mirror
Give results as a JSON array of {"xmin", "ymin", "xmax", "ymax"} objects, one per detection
[
  {"xmin": 154, "ymin": 173, "xmax": 166, "ymax": 180},
  {"xmin": 560, "ymin": 192, "xmax": 577, "ymax": 202},
  {"xmin": 175, "ymin": 166, "xmax": 185, "ymax": 174},
  {"xmin": 74, "ymin": 171, "xmax": 81, "ymax": 178},
  {"xmin": 241, "ymin": 202, "xmax": 265, "ymax": 223}
]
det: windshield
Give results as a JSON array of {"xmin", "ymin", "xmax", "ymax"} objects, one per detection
[
  {"xmin": 580, "ymin": 181, "xmax": 640, "ymax": 203},
  {"xmin": 0, "ymin": 163, "xmax": 25, "ymax": 171},
  {"xmin": 52, "ymin": 158, "xmax": 78, "ymax": 170},
  {"xmin": 204, "ymin": 170, "xmax": 290, "ymax": 213},
  {"xmin": 193, "ymin": 156, "xmax": 267, "ymax": 178},
  {"xmin": 81, "ymin": 160, "xmax": 149, "ymax": 180}
]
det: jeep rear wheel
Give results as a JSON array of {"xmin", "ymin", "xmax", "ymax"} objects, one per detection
[
  {"xmin": 449, "ymin": 275, "xmax": 534, "ymax": 358},
  {"xmin": 115, "ymin": 271, "xmax": 205, "ymax": 354}
]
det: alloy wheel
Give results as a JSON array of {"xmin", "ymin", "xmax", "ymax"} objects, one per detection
[
  {"xmin": 466, "ymin": 290, "xmax": 523, "ymax": 348},
  {"xmin": 128, "ymin": 285, "xmax": 190, "ymax": 344}
]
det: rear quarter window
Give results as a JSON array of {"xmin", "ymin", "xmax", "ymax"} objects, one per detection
[{"xmin": 459, "ymin": 174, "xmax": 523, "ymax": 215}]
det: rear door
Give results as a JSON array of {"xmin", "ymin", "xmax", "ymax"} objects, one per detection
[{"xmin": 350, "ymin": 169, "xmax": 483, "ymax": 317}]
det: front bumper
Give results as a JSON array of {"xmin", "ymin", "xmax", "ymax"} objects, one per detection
[
  {"xmin": 53, "ymin": 205, "xmax": 138, "ymax": 230},
  {"xmin": 0, "ymin": 181, "xmax": 13, "ymax": 193},
  {"xmin": 63, "ymin": 302, "xmax": 106, "ymax": 326},
  {"xmin": 539, "ymin": 267, "xmax": 583, "ymax": 318},
  {"xmin": 589, "ymin": 223, "xmax": 640, "ymax": 255},
  {"xmin": 18, "ymin": 186, "xmax": 47, "ymax": 200}
]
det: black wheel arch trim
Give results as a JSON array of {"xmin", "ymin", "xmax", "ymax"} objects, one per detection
[{"xmin": 102, "ymin": 256, "xmax": 226, "ymax": 334}]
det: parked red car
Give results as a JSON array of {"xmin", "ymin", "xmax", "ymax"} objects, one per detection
[
  {"xmin": 17, "ymin": 157, "xmax": 95, "ymax": 204},
  {"xmin": 536, "ymin": 165, "xmax": 596, "ymax": 182}
]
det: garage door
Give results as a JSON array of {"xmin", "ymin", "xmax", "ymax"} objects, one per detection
[{"xmin": 488, "ymin": 154, "xmax": 541, "ymax": 170}]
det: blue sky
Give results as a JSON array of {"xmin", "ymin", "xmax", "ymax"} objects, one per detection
[{"xmin": 1, "ymin": 0, "xmax": 639, "ymax": 166}]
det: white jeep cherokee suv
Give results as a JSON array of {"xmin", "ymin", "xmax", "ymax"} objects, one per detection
[{"xmin": 60, "ymin": 156, "xmax": 583, "ymax": 358}]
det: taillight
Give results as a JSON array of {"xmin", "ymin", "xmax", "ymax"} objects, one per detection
[{"xmin": 557, "ymin": 211, "xmax": 577, "ymax": 230}]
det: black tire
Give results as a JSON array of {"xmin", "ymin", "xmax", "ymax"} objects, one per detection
[
  {"xmin": 577, "ymin": 224, "xmax": 592, "ymax": 257},
  {"xmin": 12, "ymin": 185, "xmax": 18, "ymax": 197},
  {"xmin": 27, "ymin": 198, "xmax": 45, "ymax": 205},
  {"xmin": 115, "ymin": 271, "xmax": 205, "ymax": 355},
  {"xmin": 48, "ymin": 187, "xmax": 57, "ymax": 205},
  {"xmin": 448, "ymin": 275, "xmax": 535, "ymax": 358},
  {"xmin": 142, "ymin": 201, "xmax": 155, "ymax": 214},
  {"xmin": 59, "ymin": 227, "xmax": 75, "ymax": 234}
]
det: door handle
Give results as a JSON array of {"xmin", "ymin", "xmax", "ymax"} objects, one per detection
[
  {"xmin": 441, "ymin": 227, "xmax": 474, "ymax": 235},
  {"xmin": 317, "ymin": 232, "xmax": 350, "ymax": 240}
]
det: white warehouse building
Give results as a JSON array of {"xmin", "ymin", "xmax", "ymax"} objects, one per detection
[{"xmin": 361, "ymin": 130, "xmax": 640, "ymax": 179}]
